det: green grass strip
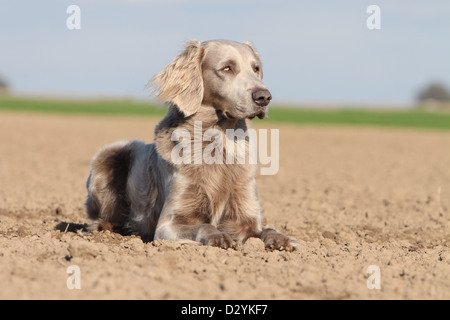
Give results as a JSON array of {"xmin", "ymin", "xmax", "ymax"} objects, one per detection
[{"xmin": 1, "ymin": 96, "xmax": 449, "ymax": 130}]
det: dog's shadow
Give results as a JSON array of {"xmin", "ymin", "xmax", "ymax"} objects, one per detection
[
  {"xmin": 54, "ymin": 221, "xmax": 152, "ymax": 243},
  {"xmin": 55, "ymin": 221, "xmax": 89, "ymax": 233}
]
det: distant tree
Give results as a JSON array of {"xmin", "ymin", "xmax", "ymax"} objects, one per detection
[
  {"xmin": 0, "ymin": 75, "xmax": 9, "ymax": 94},
  {"xmin": 416, "ymin": 82, "xmax": 450, "ymax": 103}
]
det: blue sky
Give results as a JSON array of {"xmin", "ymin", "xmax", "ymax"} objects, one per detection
[{"xmin": 1, "ymin": 0, "xmax": 449, "ymax": 105}]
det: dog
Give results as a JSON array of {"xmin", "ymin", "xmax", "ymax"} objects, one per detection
[{"xmin": 85, "ymin": 39, "xmax": 299, "ymax": 251}]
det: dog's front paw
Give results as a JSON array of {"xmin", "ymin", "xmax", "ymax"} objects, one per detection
[
  {"xmin": 261, "ymin": 228, "xmax": 300, "ymax": 252},
  {"xmin": 203, "ymin": 232, "xmax": 235, "ymax": 249}
]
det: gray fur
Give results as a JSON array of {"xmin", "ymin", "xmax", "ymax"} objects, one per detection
[{"xmin": 85, "ymin": 40, "xmax": 299, "ymax": 251}]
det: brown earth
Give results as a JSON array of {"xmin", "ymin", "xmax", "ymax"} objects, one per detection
[{"xmin": 0, "ymin": 111, "xmax": 449, "ymax": 299}]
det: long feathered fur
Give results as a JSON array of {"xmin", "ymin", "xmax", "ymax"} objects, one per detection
[{"xmin": 148, "ymin": 40, "xmax": 204, "ymax": 117}]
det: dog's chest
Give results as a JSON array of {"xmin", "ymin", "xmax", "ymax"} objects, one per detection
[{"xmin": 185, "ymin": 163, "xmax": 254, "ymax": 223}]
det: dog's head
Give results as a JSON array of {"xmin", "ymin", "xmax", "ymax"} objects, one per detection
[{"xmin": 150, "ymin": 39, "xmax": 271, "ymax": 120}]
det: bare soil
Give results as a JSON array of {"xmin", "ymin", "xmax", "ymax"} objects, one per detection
[{"xmin": 0, "ymin": 111, "xmax": 449, "ymax": 299}]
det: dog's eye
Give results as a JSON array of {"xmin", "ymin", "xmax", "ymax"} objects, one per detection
[
  {"xmin": 223, "ymin": 66, "xmax": 232, "ymax": 72},
  {"xmin": 254, "ymin": 66, "xmax": 260, "ymax": 73}
]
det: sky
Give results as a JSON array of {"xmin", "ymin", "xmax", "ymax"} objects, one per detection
[{"xmin": 0, "ymin": 0, "xmax": 449, "ymax": 106}]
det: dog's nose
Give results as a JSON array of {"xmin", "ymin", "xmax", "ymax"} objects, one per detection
[{"xmin": 252, "ymin": 89, "xmax": 272, "ymax": 107}]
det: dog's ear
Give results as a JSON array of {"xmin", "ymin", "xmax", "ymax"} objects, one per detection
[
  {"xmin": 243, "ymin": 41, "xmax": 263, "ymax": 79},
  {"xmin": 149, "ymin": 40, "xmax": 204, "ymax": 117}
]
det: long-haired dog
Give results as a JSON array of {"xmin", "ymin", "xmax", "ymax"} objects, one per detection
[{"xmin": 85, "ymin": 40, "xmax": 299, "ymax": 251}]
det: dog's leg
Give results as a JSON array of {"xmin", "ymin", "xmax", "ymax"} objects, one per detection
[
  {"xmin": 155, "ymin": 221, "xmax": 235, "ymax": 249},
  {"xmin": 259, "ymin": 228, "xmax": 300, "ymax": 252},
  {"xmin": 154, "ymin": 176, "xmax": 237, "ymax": 249}
]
